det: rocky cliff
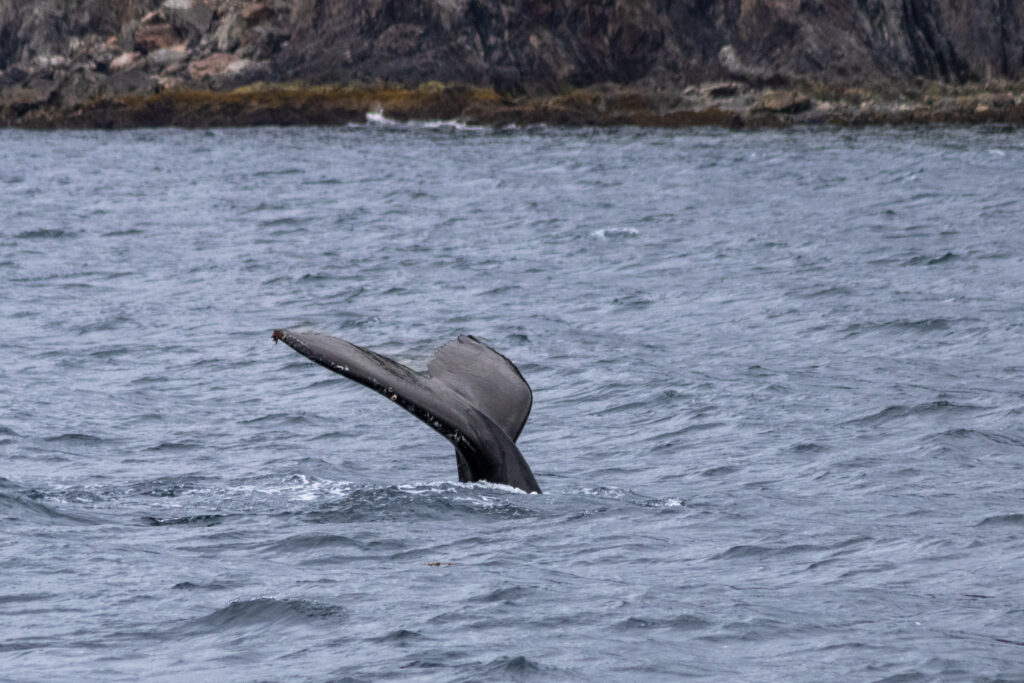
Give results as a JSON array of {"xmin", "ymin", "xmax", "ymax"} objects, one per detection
[
  {"xmin": 280, "ymin": 0, "xmax": 1024, "ymax": 89},
  {"xmin": 2, "ymin": 0, "xmax": 1023, "ymax": 127}
]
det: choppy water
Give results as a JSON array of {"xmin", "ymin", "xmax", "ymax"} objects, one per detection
[{"xmin": 2, "ymin": 121, "xmax": 1024, "ymax": 681}]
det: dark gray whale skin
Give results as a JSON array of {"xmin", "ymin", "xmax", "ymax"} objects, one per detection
[{"xmin": 273, "ymin": 329, "xmax": 541, "ymax": 493}]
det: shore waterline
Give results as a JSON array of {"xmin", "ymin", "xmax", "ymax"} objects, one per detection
[{"xmin": 4, "ymin": 81, "xmax": 1024, "ymax": 129}]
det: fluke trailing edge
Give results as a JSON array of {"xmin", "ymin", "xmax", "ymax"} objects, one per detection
[{"xmin": 272, "ymin": 329, "xmax": 541, "ymax": 493}]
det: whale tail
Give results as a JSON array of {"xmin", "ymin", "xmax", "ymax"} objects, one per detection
[
  {"xmin": 426, "ymin": 335, "xmax": 532, "ymax": 441},
  {"xmin": 273, "ymin": 329, "xmax": 540, "ymax": 493}
]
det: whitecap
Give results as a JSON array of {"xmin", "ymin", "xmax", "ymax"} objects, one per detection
[{"xmin": 591, "ymin": 227, "xmax": 640, "ymax": 239}]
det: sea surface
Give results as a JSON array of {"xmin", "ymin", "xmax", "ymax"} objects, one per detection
[{"xmin": 2, "ymin": 121, "xmax": 1024, "ymax": 681}]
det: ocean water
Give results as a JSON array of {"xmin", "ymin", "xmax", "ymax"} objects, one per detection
[{"xmin": 2, "ymin": 121, "xmax": 1024, "ymax": 681}]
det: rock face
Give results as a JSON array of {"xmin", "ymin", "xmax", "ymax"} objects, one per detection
[
  {"xmin": 277, "ymin": 0, "xmax": 1024, "ymax": 91},
  {"xmin": 1, "ymin": 0, "xmax": 1022, "ymax": 126},
  {"xmin": 3, "ymin": 0, "xmax": 1023, "ymax": 89}
]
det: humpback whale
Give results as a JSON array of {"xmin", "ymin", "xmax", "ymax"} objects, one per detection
[{"xmin": 272, "ymin": 329, "xmax": 541, "ymax": 493}]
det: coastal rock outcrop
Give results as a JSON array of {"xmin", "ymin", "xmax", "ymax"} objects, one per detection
[
  {"xmin": 274, "ymin": 0, "xmax": 1024, "ymax": 91},
  {"xmin": 1, "ymin": 0, "xmax": 1022, "ymax": 127}
]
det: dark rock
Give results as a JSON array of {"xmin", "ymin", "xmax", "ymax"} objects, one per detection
[
  {"xmin": 0, "ymin": 74, "xmax": 58, "ymax": 114},
  {"xmin": 104, "ymin": 68, "xmax": 158, "ymax": 96},
  {"xmin": 705, "ymin": 82, "xmax": 741, "ymax": 98},
  {"xmin": 0, "ymin": 65, "xmax": 30, "ymax": 86},
  {"xmin": 134, "ymin": 23, "xmax": 183, "ymax": 53},
  {"xmin": 238, "ymin": 26, "xmax": 289, "ymax": 61},
  {"xmin": 274, "ymin": 0, "xmax": 1024, "ymax": 92},
  {"xmin": 57, "ymin": 68, "xmax": 107, "ymax": 105},
  {"xmin": 213, "ymin": 12, "xmax": 246, "ymax": 53},
  {"xmin": 148, "ymin": 46, "xmax": 188, "ymax": 70},
  {"xmin": 188, "ymin": 52, "xmax": 236, "ymax": 80},
  {"xmin": 757, "ymin": 90, "xmax": 812, "ymax": 114},
  {"xmin": 374, "ymin": 23, "xmax": 424, "ymax": 60},
  {"xmin": 491, "ymin": 66, "xmax": 525, "ymax": 98},
  {"xmin": 162, "ymin": 0, "xmax": 214, "ymax": 36},
  {"xmin": 2, "ymin": 0, "xmax": 1024, "ymax": 128},
  {"xmin": 4, "ymin": 0, "xmax": 1024, "ymax": 94}
]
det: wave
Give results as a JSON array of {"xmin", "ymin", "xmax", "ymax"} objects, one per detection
[
  {"xmin": 931, "ymin": 428, "xmax": 1024, "ymax": 448},
  {"xmin": 447, "ymin": 654, "xmax": 583, "ymax": 682},
  {"xmin": 840, "ymin": 318, "xmax": 960, "ymax": 336},
  {"xmin": 144, "ymin": 513, "xmax": 230, "ymax": 526},
  {"xmin": 109, "ymin": 475, "xmax": 536, "ymax": 523},
  {"xmin": 14, "ymin": 228, "xmax": 78, "ymax": 239},
  {"xmin": 475, "ymin": 655, "xmax": 543, "ymax": 675},
  {"xmin": 711, "ymin": 543, "xmax": 826, "ymax": 560},
  {"xmin": 142, "ymin": 440, "xmax": 204, "ymax": 453},
  {"xmin": 260, "ymin": 532, "xmax": 370, "ymax": 555},
  {"xmin": 172, "ymin": 581, "xmax": 229, "ymax": 591},
  {"xmin": 572, "ymin": 486, "xmax": 683, "ymax": 508},
  {"xmin": 977, "ymin": 513, "xmax": 1024, "ymax": 527},
  {"xmin": 843, "ymin": 400, "xmax": 987, "ymax": 426},
  {"xmin": 101, "ymin": 228, "xmax": 143, "ymax": 236},
  {"xmin": 189, "ymin": 597, "xmax": 346, "ymax": 633},
  {"xmin": 0, "ymin": 477, "xmax": 98, "ymax": 525},
  {"xmin": 42, "ymin": 432, "xmax": 106, "ymax": 444},
  {"xmin": 617, "ymin": 613, "xmax": 712, "ymax": 631},
  {"xmin": 301, "ymin": 481, "xmax": 537, "ymax": 523},
  {"xmin": 903, "ymin": 251, "xmax": 960, "ymax": 266},
  {"xmin": 34, "ymin": 474, "xmax": 688, "ymax": 532}
]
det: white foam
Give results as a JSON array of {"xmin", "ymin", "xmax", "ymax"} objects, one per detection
[
  {"xmin": 591, "ymin": 227, "xmax": 640, "ymax": 240},
  {"xmin": 227, "ymin": 474, "xmax": 358, "ymax": 502},
  {"xmin": 365, "ymin": 107, "xmax": 398, "ymax": 126},
  {"xmin": 420, "ymin": 119, "xmax": 487, "ymax": 132},
  {"xmin": 398, "ymin": 480, "xmax": 529, "ymax": 495},
  {"xmin": 364, "ymin": 107, "xmax": 486, "ymax": 131}
]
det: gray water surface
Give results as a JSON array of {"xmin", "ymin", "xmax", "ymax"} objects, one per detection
[{"xmin": 2, "ymin": 123, "xmax": 1024, "ymax": 681}]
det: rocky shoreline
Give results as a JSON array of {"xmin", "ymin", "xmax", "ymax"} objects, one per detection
[
  {"xmin": 2, "ymin": 0, "xmax": 1023, "ymax": 129},
  {"xmin": 5, "ymin": 80, "xmax": 1024, "ymax": 130}
]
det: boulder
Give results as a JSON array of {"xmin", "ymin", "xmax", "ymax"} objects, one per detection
[
  {"xmin": 240, "ymin": 3, "xmax": 275, "ymax": 27},
  {"xmin": 104, "ymin": 69, "xmax": 158, "ymax": 96},
  {"xmin": 110, "ymin": 52, "xmax": 142, "ymax": 71},
  {"xmin": 58, "ymin": 69, "xmax": 108, "ymax": 105},
  {"xmin": 134, "ymin": 23, "xmax": 182, "ymax": 53},
  {"xmin": 188, "ymin": 52, "xmax": 236, "ymax": 80},
  {"xmin": 0, "ymin": 75, "xmax": 58, "ymax": 110},
  {"xmin": 157, "ymin": 74, "xmax": 185, "ymax": 90},
  {"xmin": 213, "ymin": 12, "xmax": 247, "ymax": 53},
  {"xmin": 148, "ymin": 46, "xmax": 189, "ymax": 70},
  {"xmin": 225, "ymin": 58, "xmax": 259, "ymax": 77},
  {"xmin": 703, "ymin": 82, "xmax": 742, "ymax": 98},
  {"xmin": 757, "ymin": 90, "xmax": 813, "ymax": 114},
  {"xmin": 0, "ymin": 66, "xmax": 31, "ymax": 87},
  {"xmin": 162, "ymin": 0, "xmax": 215, "ymax": 36}
]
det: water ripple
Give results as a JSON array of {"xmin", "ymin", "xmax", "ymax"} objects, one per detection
[{"xmin": 3, "ymin": 125, "xmax": 1024, "ymax": 681}]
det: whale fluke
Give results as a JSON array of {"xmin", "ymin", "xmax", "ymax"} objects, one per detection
[{"xmin": 272, "ymin": 329, "xmax": 541, "ymax": 493}]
